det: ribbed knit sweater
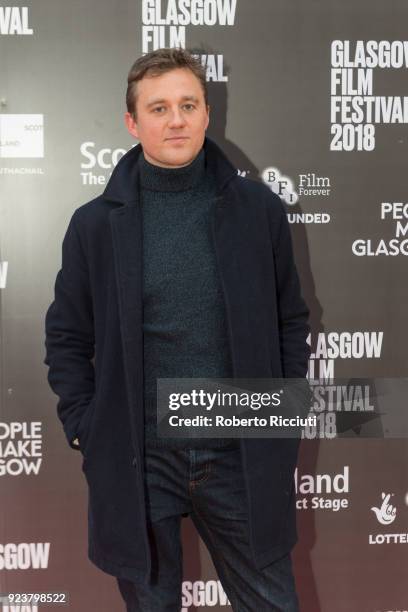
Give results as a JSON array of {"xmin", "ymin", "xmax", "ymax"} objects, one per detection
[{"xmin": 138, "ymin": 147, "xmax": 238, "ymax": 450}]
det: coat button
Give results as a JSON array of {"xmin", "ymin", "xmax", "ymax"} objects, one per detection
[{"xmin": 132, "ymin": 456, "xmax": 137, "ymax": 467}]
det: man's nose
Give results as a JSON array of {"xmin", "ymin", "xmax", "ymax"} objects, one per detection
[{"xmin": 168, "ymin": 107, "xmax": 187, "ymax": 127}]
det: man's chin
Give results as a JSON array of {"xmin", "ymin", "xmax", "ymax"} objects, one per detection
[
  {"xmin": 143, "ymin": 145, "xmax": 200, "ymax": 168},
  {"xmin": 160, "ymin": 152, "xmax": 197, "ymax": 168}
]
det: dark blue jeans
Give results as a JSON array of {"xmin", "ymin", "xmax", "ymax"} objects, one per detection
[{"xmin": 117, "ymin": 445, "xmax": 300, "ymax": 611}]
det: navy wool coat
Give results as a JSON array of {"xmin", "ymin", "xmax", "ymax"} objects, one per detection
[{"xmin": 44, "ymin": 137, "xmax": 310, "ymax": 583}]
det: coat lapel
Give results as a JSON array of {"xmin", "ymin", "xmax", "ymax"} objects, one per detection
[{"xmin": 110, "ymin": 204, "xmax": 145, "ymax": 455}]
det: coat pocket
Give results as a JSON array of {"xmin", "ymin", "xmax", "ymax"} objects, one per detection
[{"xmin": 77, "ymin": 397, "xmax": 97, "ymax": 458}]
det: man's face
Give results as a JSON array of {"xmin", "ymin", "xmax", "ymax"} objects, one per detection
[{"xmin": 125, "ymin": 67, "xmax": 210, "ymax": 168}]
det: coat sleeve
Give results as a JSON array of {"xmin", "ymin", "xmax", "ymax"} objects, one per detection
[{"xmin": 44, "ymin": 210, "xmax": 95, "ymax": 450}]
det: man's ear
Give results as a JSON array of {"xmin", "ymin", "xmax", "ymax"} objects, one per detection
[
  {"xmin": 124, "ymin": 112, "xmax": 139, "ymax": 139},
  {"xmin": 205, "ymin": 105, "xmax": 210, "ymax": 130}
]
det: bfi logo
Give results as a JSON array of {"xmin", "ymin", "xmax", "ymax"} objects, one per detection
[
  {"xmin": 261, "ymin": 167, "xmax": 298, "ymax": 205},
  {"xmin": 0, "ymin": 115, "xmax": 43, "ymax": 158}
]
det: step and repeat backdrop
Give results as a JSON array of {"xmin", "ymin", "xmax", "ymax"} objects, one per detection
[{"xmin": 1, "ymin": 1, "xmax": 407, "ymax": 611}]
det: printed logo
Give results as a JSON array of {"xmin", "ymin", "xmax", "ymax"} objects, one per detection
[
  {"xmin": 0, "ymin": 542, "xmax": 49, "ymax": 569},
  {"xmin": 375, "ymin": 609, "xmax": 408, "ymax": 612},
  {"xmin": 371, "ymin": 492, "xmax": 397, "ymax": 525},
  {"xmin": 261, "ymin": 166, "xmax": 332, "ymax": 222},
  {"xmin": 0, "ymin": 114, "xmax": 43, "ymax": 158},
  {"xmin": 305, "ymin": 331, "xmax": 383, "ymax": 439},
  {"xmin": 0, "ymin": 421, "xmax": 43, "ymax": 476},
  {"xmin": 140, "ymin": 0, "xmax": 235, "ymax": 82},
  {"xmin": 261, "ymin": 167, "xmax": 298, "ymax": 205},
  {"xmin": 298, "ymin": 172, "xmax": 331, "ymax": 197},
  {"xmin": 369, "ymin": 491, "xmax": 408, "ymax": 545},
  {"xmin": 80, "ymin": 141, "xmax": 132, "ymax": 185},
  {"xmin": 0, "ymin": 6, "xmax": 33, "ymax": 35},
  {"xmin": 352, "ymin": 202, "xmax": 408, "ymax": 257},
  {"xmin": 1, "ymin": 605, "xmax": 38, "ymax": 611},
  {"xmin": 295, "ymin": 466, "xmax": 350, "ymax": 512},
  {"xmin": 0, "ymin": 261, "xmax": 8, "ymax": 289},
  {"xmin": 181, "ymin": 579, "xmax": 230, "ymax": 608}
]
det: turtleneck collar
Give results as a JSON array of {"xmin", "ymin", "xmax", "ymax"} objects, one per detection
[{"xmin": 137, "ymin": 147, "xmax": 206, "ymax": 193}]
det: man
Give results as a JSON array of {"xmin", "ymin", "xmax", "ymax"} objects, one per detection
[{"xmin": 45, "ymin": 48, "xmax": 310, "ymax": 611}]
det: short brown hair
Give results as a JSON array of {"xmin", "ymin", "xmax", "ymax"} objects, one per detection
[{"xmin": 126, "ymin": 48, "xmax": 208, "ymax": 117}]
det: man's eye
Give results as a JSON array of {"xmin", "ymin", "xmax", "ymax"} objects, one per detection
[
  {"xmin": 152, "ymin": 106, "xmax": 165, "ymax": 113},
  {"xmin": 183, "ymin": 104, "xmax": 195, "ymax": 111}
]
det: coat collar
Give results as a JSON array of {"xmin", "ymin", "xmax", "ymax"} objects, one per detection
[{"xmin": 103, "ymin": 136, "xmax": 237, "ymax": 205}]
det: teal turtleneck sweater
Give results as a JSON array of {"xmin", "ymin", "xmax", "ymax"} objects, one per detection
[{"xmin": 138, "ymin": 147, "xmax": 238, "ymax": 450}]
